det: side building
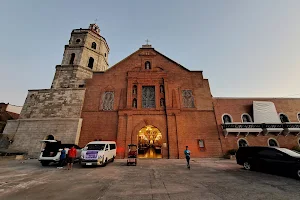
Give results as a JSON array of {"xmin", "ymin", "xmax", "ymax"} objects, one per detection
[
  {"xmin": 214, "ymin": 98, "xmax": 300, "ymax": 154},
  {"xmin": 0, "ymin": 103, "xmax": 21, "ymax": 133}
]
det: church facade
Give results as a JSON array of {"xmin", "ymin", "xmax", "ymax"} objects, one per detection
[{"xmin": 3, "ymin": 24, "xmax": 300, "ymax": 158}]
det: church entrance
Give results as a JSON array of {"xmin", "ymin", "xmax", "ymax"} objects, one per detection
[{"xmin": 137, "ymin": 125, "xmax": 162, "ymax": 158}]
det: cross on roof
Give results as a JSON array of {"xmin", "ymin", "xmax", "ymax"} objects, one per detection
[{"xmin": 145, "ymin": 39, "xmax": 150, "ymax": 45}]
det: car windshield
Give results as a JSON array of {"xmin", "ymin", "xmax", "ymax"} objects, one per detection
[
  {"xmin": 86, "ymin": 144, "xmax": 105, "ymax": 150},
  {"xmin": 277, "ymin": 148, "xmax": 300, "ymax": 158}
]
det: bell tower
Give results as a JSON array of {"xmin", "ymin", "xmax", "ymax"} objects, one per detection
[{"xmin": 51, "ymin": 24, "xmax": 110, "ymax": 89}]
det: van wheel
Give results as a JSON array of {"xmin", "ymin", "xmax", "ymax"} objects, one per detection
[
  {"xmin": 243, "ymin": 162, "xmax": 251, "ymax": 170},
  {"xmin": 41, "ymin": 161, "xmax": 50, "ymax": 166},
  {"xmin": 112, "ymin": 156, "xmax": 115, "ymax": 162}
]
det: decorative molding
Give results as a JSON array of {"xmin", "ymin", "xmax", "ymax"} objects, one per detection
[
  {"xmin": 139, "ymin": 51, "xmax": 156, "ymax": 56},
  {"xmin": 102, "ymin": 91, "xmax": 114, "ymax": 111},
  {"xmin": 182, "ymin": 90, "xmax": 195, "ymax": 108}
]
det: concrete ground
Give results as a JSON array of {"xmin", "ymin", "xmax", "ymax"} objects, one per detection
[{"xmin": 0, "ymin": 158, "xmax": 299, "ymax": 200}]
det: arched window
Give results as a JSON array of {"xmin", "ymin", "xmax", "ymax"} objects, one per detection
[
  {"xmin": 105, "ymin": 53, "xmax": 107, "ymax": 57},
  {"xmin": 160, "ymin": 98, "xmax": 165, "ymax": 107},
  {"xmin": 268, "ymin": 138, "xmax": 279, "ymax": 147},
  {"xmin": 45, "ymin": 135, "xmax": 55, "ymax": 140},
  {"xmin": 238, "ymin": 138, "xmax": 248, "ymax": 147},
  {"xmin": 76, "ymin": 39, "xmax": 81, "ymax": 43},
  {"xmin": 145, "ymin": 61, "xmax": 151, "ymax": 70},
  {"xmin": 160, "ymin": 85, "xmax": 164, "ymax": 93},
  {"xmin": 279, "ymin": 113, "xmax": 289, "ymax": 123},
  {"xmin": 91, "ymin": 42, "xmax": 97, "ymax": 49},
  {"xmin": 241, "ymin": 113, "xmax": 252, "ymax": 123},
  {"xmin": 132, "ymin": 98, "xmax": 137, "ymax": 108},
  {"xmin": 297, "ymin": 113, "xmax": 300, "ymax": 122},
  {"xmin": 69, "ymin": 53, "xmax": 75, "ymax": 64},
  {"xmin": 222, "ymin": 114, "xmax": 232, "ymax": 123},
  {"xmin": 88, "ymin": 57, "xmax": 94, "ymax": 69},
  {"xmin": 132, "ymin": 85, "xmax": 137, "ymax": 95}
]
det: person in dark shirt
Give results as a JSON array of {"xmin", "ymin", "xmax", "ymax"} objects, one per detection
[
  {"xmin": 57, "ymin": 148, "xmax": 66, "ymax": 169},
  {"xmin": 184, "ymin": 146, "xmax": 191, "ymax": 169}
]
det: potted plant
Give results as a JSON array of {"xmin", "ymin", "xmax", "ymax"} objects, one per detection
[{"xmin": 224, "ymin": 149, "xmax": 237, "ymax": 159}]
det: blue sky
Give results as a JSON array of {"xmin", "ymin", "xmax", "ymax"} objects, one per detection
[{"xmin": 1, "ymin": 0, "xmax": 300, "ymax": 106}]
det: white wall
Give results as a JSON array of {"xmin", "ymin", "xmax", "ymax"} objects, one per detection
[{"xmin": 6, "ymin": 104, "xmax": 22, "ymax": 114}]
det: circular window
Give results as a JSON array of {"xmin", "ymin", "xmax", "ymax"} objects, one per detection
[
  {"xmin": 268, "ymin": 138, "xmax": 279, "ymax": 147},
  {"xmin": 76, "ymin": 39, "xmax": 81, "ymax": 43},
  {"xmin": 238, "ymin": 138, "xmax": 248, "ymax": 147}
]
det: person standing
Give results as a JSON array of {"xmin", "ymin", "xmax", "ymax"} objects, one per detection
[
  {"xmin": 184, "ymin": 146, "xmax": 191, "ymax": 169},
  {"xmin": 67, "ymin": 146, "xmax": 77, "ymax": 170},
  {"xmin": 57, "ymin": 148, "xmax": 66, "ymax": 169}
]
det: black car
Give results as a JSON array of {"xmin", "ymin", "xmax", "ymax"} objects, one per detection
[{"xmin": 236, "ymin": 146, "xmax": 300, "ymax": 179}]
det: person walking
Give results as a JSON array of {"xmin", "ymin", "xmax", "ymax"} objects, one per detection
[
  {"xmin": 67, "ymin": 146, "xmax": 77, "ymax": 170},
  {"xmin": 184, "ymin": 146, "xmax": 191, "ymax": 169},
  {"xmin": 57, "ymin": 147, "xmax": 66, "ymax": 169}
]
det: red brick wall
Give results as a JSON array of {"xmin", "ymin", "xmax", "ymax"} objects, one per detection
[
  {"xmin": 213, "ymin": 98, "xmax": 300, "ymax": 154},
  {"xmin": 176, "ymin": 111, "xmax": 222, "ymax": 158},
  {"xmin": 79, "ymin": 47, "xmax": 223, "ymax": 158},
  {"xmin": 79, "ymin": 111, "xmax": 118, "ymax": 147}
]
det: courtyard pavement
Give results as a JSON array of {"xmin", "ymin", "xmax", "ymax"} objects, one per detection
[{"xmin": 0, "ymin": 158, "xmax": 299, "ymax": 200}]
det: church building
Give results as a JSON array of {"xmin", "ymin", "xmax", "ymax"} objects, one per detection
[{"xmin": 3, "ymin": 24, "xmax": 300, "ymax": 158}]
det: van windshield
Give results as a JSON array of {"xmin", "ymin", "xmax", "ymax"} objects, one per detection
[{"xmin": 86, "ymin": 144, "xmax": 106, "ymax": 151}]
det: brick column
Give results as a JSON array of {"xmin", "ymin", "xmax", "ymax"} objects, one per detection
[
  {"xmin": 124, "ymin": 114, "xmax": 133, "ymax": 158},
  {"xmin": 116, "ymin": 115, "xmax": 127, "ymax": 158},
  {"xmin": 137, "ymin": 84, "xmax": 142, "ymax": 109},
  {"xmin": 166, "ymin": 113, "xmax": 179, "ymax": 158}
]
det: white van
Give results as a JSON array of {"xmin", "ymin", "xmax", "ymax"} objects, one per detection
[{"xmin": 81, "ymin": 141, "xmax": 116, "ymax": 167}]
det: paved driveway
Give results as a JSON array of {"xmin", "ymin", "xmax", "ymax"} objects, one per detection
[{"xmin": 0, "ymin": 158, "xmax": 299, "ymax": 200}]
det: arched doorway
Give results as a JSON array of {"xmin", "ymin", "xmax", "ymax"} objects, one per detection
[{"xmin": 137, "ymin": 125, "xmax": 162, "ymax": 158}]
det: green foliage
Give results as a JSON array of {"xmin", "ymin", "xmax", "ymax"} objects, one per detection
[{"xmin": 292, "ymin": 146, "xmax": 300, "ymax": 152}]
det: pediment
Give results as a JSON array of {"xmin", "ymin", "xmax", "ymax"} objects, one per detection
[{"xmin": 106, "ymin": 47, "xmax": 191, "ymax": 73}]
